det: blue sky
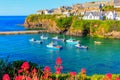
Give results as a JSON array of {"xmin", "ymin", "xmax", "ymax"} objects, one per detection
[{"xmin": 0, "ymin": 0, "xmax": 96, "ymax": 16}]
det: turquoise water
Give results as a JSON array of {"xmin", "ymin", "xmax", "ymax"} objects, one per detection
[
  {"xmin": 0, "ymin": 34, "xmax": 120, "ymax": 75},
  {"xmin": 0, "ymin": 16, "xmax": 26, "ymax": 31},
  {"xmin": 0, "ymin": 16, "xmax": 120, "ymax": 75}
]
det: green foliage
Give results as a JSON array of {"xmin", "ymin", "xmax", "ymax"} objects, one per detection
[
  {"xmin": 102, "ymin": 5, "xmax": 114, "ymax": 11},
  {"xmin": 107, "ymin": 20, "xmax": 120, "ymax": 32},
  {"xmin": 56, "ymin": 17, "xmax": 73, "ymax": 29},
  {"xmin": 26, "ymin": 14, "xmax": 57, "ymax": 22},
  {"xmin": 0, "ymin": 59, "xmax": 43, "ymax": 79}
]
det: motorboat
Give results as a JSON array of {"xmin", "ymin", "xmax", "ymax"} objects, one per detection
[
  {"xmin": 94, "ymin": 41, "xmax": 101, "ymax": 44},
  {"xmin": 46, "ymin": 42, "xmax": 62, "ymax": 50},
  {"xmin": 40, "ymin": 35, "xmax": 48, "ymax": 40},
  {"xmin": 52, "ymin": 36, "xmax": 65, "ymax": 42},
  {"xmin": 66, "ymin": 38, "xmax": 79, "ymax": 44},
  {"xmin": 75, "ymin": 44, "xmax": 88, "ymax": 49},
  {"xmin": 29, "ymin": 38, "xmax": 42, "ymax": 44}
]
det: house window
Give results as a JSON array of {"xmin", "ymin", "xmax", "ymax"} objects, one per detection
[{"xmin": 89, "ymin": 15, "xmax": 92, "ymax": 19}]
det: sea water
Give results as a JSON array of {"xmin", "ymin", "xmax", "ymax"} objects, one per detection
[
  {"xmin": 0, "ymin": 16, "xmax": 120, "ymax": 75},
  {"xmin": 0, "ymin": 16, "xmax": 26, "ymax": 31}
]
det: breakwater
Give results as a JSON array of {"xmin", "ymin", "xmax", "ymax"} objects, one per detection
[{"xmin": 0, "ymin": 30, "xmax": 47, "ymax": 35}]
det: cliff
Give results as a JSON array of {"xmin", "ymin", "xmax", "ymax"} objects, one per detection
[
  {"xmin": 24, "ymin": 15, "xmax": 61, "ymax": 33},
  {"xmin": 24, "ymin": 14, "xmax": 120, "ymax": 39}
]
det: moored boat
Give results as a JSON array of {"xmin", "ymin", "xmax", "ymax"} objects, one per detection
[
  {"xmin": 29, "ymin": 38, "xmax": 42, "ymax": 44},
  {"xmin": 75, "ymin": 44, "xmax": 88, "ymax": 49},
  {"xmin": 52, "ymin": 36, "xmax": 65, "ymax": 42},
  {"xmin": 66, "ymin": 38, "xmax": 79, "ymax": 44},
  {"xmin": 40, "ymin": 35, "xmax": 48, "ymax": 40},
  {"xmin": 46, "ymin": 42, "xmax": 62, "ymax": 50},
  {"xmin": 94, "ymin": 41, "xmax": 101, "ymax": 44}
]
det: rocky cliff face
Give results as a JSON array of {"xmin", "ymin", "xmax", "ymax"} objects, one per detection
[
  {"xmin": 24, "ymin": 16, "xmax": 120, "ymax": 39},
  {"xmin": 24, "ymin": 19, "xmax": 61, "ymax": 33},
  {"xmin": 105, "ymin": 31, "xmax": 120, "ymax": 39},
  {"xmin": 66, "ymin": 28, "xmax": 83, "ymax": 36}
]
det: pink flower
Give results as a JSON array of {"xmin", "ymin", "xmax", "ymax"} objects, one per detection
[
  {"xmin": 15, "ymin": 76, "xmax": 23, "ymax": 80},
  {"xmin": 49, "ymin": 78, "xmax": 52, "ymax": 80},
  {"xmin": 25, "ymin": 76, "xmax": 32, "ymax": 80},
  {"xmin": 56, "ymin": 57, "xmax": 62, "ymax": 65},
  {"xmin": 60, "ymin": 65, "xmax": 63, "ymax": 69},
  {"xmin": 15, "ymin": 75, "xmax": 32, "ymax": 80},
  {"xmin": 115, "ymin": 77, "xmax": 120, "ymax": 80},
  {"xmin": 56, "ymin": 68, "xmax": 61, "ymax": 74},
  {"xmin": 32, "ymin": 68, "xmax": 37, "ymax": 73},
  {"xmin": 25, "ymin": 70, "xmax": 29, "ymax": 74},
  {"xmin": 106, "ymin": 73, "xmax": 112, "ymax": 79},
  {"xmin": 56, "ymin": 78, "xmax": 58, "ymax": 80},
  {"xmin": 18, "ymin": 69, "xmax": 23, "ymax": 74},
  {"xmin": 21, "ymin": 62, "xmax": 30, "ymax": 70},
  {"xmin": 44, "ymin": 66, "xmax": 51, "ymax": 72},
  {"xmin": 81, "ymin": 68, "xmax": 86, "ymax": 74},
  {"xmin": 2, "ymin": 74, "xmax": 10, "ymax": 80},
  {"xmin": 70, "ymin": 72, "xmax": 76, "ymax": 77},
  {"xmin": 33, "ymin": 76, "xmax": 39, "ymax": 80}
]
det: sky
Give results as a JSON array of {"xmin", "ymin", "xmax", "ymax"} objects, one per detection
[{"xmin": 0, "ymin": 0, "xmax": 98, "ymax": 16}]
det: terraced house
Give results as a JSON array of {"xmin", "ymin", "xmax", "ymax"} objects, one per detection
[
  {"xmin": 114, "ymin": 0, "xmax": 120, "ymax": 8},
  {"xmin": 83, "ymin": 12, "xmax": 103, "ymax": 20}
]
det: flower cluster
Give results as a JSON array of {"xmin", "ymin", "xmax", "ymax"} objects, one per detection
[
  {"xmin": 2, "ymin": 57, "xmax": 120, "ymax": 80},
  {"xmin": 55, "ymin": 57, "xmax": 63, "ymax": 79},
  {"xmin": 42, "ymin": 66, "xmax": 52, "ymax": 79}
]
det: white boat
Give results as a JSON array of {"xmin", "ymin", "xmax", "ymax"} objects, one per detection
[
  {"xmin": 40, "ymin": 35, "xmax": 48, "ymax": 40},
  {"xmin": 52, "ymin": 36, "xmax": 65, "ymax": 42},
  {"xmin": 46, "ymin": 42, "xmax": 62, "ymax": 50},
  {"xmin": 94, "ymin": 41, "xmax": 101, "ymax": 44},
  {"xmin": 29, "ymin": 38, "xmax": 42, "ymax": 44},
  {"xmin": 75, "ymin": 44, "xmax": 88, "ymax": 49},
  {"xmin": 66, "ymin": 38, "xmax": 79, "ymax": 44}
]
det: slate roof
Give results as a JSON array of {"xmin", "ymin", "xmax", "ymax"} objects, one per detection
[
  {"xmin": 114, "ymin": 0, "xmax": 120, "ymax": 6},
  {"xmin": 84, "ymin": 12, "xmax": 101, "ymax": 16}
]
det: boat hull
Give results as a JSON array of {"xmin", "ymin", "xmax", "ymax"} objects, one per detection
[
  {"xmin": 46, "ymin": 45, "xmax": 62, "ymax": 50},
  {"xmin": 75, "ymin": 45, "xmax": 88, "ymax": 49}
]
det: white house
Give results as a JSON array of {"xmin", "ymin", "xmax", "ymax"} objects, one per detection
[
  {"xmin": 114, "ymin": 0, "xmax": 120, "ymax": 8},
  {"xmin": 37, "ymin": 9, "xmax": 53, "ymax": 15},
  {"xmin": 105, "ymin": 11, "xmax": 116, "ymax": 20},
  {"xmin": 116, "ymin": 12, "xmax": 120, "ymax": 20},
  {"xmin": 83, "ymin": 12, "xmax": 102, "ymax": 20},
  {"xmin": 37, "ymin": 10, "xmax": 44, "ymax": 15},
  {"xmin": 63, "ymin": 12, "xmax": 70, "ymax": 17}
]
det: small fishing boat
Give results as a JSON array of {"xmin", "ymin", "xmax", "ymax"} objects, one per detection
[
  {"xmin": 94, "ymin": 41, "xmax": 101, "ymax": 44},
  {"xmin": 75, "ymin": 44, "xmax": 88, "ymax": 49},
  {"xmin": 29, "ymin": 38, "xmax": 42, "ymax": 44},
  {"xmin": 40, "ymin": 35, "xmax": 48, "ymax": 40},
  {"xmin": 52, "ymin": 36, "xmax": 65, "ymax": 42},
  {"xmin": 66, "ymin": 38, "xmax": 79, "ymax": 44},
  {"xmin": 46, "ymin": 42, "xmax": 62, "ymax": 50}
]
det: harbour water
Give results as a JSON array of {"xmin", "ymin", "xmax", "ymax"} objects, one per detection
[
  {"xmin": 0, "ymin": 16, "xmax": 120, "ymax": 75},
  {"xmin": 0, "ymin": 16, "xmax": 26, "ymax": 31}
]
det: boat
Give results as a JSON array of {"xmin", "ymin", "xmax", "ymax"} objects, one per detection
[
  {"xmin": 75, "ymin": 44, "xmax": 88, "ymax": 49},
  {"xmin": 94, "ymin": 41, "xmax": 101, "ymax": 44},
  {"xmin": 40, "ymin": 35, "xmax": 48, "ymax": 40},
  {"xmin": 52, "ymin": 36, "xmax": 65, "ymax": 42},
  {"xmin": 46, "ymin": 42, "xmax": 62, "ymax": 50},
  {"xmin": 66, "ymin": 38, "xmax": 79, "ymax": 44},
  {"xmin": 29, "ymin": 38, "xmax": 42, "ymax": 44}
]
